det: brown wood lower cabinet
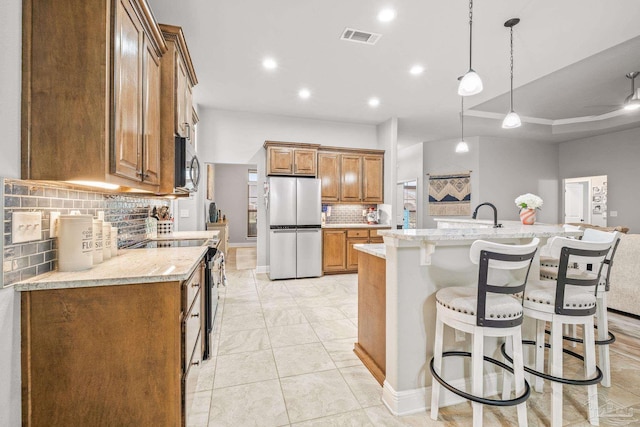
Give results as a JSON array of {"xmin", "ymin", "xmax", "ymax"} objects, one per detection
[
  {"xmin": 354, "ymin": 250, "xmax": 386, "ymax": 385},
  {"xmin": 323, "ymin": 227, "xmax": 390, "ymax": 274},
  {"xmin": 21, "ymin": 262, "xmax": 204, "ymax": 426}
]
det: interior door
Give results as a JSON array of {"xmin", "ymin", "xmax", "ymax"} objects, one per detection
[{"xmin": 564, "ymin": 181, "xmax": 588, "ymax": 223}]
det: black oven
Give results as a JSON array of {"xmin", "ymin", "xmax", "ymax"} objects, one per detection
[{"xmin": 175, "ymin": 136, "xmax": 201, "ymax": 193}]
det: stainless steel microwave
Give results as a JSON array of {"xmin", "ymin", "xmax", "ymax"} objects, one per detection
[{"xmin": 175, "ymin": 136, "xmax": 201, "ymax": 193}]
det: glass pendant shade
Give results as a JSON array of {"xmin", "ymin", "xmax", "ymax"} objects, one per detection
[
  {"xmin": 455, "ymin": 140, "xmax": 470, "ymax": 153},
  {"xmin": 458, "ymin": 70, "xmax": 483, "ymax": 96},
  {"xmin": 502, "ymin": 110, "xmax": 522, "ymax": 128}
]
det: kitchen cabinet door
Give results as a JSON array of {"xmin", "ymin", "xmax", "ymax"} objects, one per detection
[
  {"xmin": 293, "ymin": 148, "xmax": 317, "ymax": 176},
  {"xmin": 347, "ymin": 237, "xmax": 368, "ymax": 271},
  {"xmin": 323, "ymin": 229, "xmax": 347, "ymax": 272},
  {"xmin": 341, "ymin": 155, "xmax": 362, "ymax": 202},
  {"xmin": 113, "ymin": 0, "xmax": 144, "ymax": 182},
  {"xmin": 363, "ymin": 155, "xmax": 384, "ymax": 203},
  {"xmin": 141, "ymin": 35, "xmax": 161, "ymax": 185},
  {"xmin": 268, "ymin": 146, "xmax": 294, "ymax": 175},
  {"xmin": 318, "ymin": 152, "xmax": 340, "ymax": 202},
  {"xmin": 176, "ymin": 53, "xmax": 189, "ymax": 138}
]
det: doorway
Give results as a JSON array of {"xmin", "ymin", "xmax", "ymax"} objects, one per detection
[{"xmin": 563, "ymin": 175, "xmax": 607, "ymax": 226}]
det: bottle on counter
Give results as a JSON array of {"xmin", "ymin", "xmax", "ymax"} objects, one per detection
[{"xmin": 92, "ymin": 217, "xmax": 103, "ymax": 265}]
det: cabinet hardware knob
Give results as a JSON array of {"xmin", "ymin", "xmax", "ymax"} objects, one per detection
[
  {"xmin": 191, "ymin": 361, "xmax": 200, "ymax": 366},
  {"xmin": 191, "ymin": 313, "xmax": 200, "ymax": 318},
  {"xmin": 191, "ymin": 282, "xmax": 200, "ymax": 288}
]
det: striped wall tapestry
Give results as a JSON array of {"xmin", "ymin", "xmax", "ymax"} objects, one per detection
[{"xmin": 428, "ymin": 172, "xmax": 471, "ymax": 216}]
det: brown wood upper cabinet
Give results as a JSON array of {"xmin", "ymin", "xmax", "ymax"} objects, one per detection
[
  {"xmin": 159, "ymin": 24, "xmax": 198, "ymax": 193},
  {"xmin": 264, "ymin": 141, "xmax": 319, "ymax": 176},
  {"xmin": 318, "ymin": 148, "xmax": 385, "ymax": 204},
  {"xmin": 22, "ymin": 0, "xmax": 167, "ymax": 192}
]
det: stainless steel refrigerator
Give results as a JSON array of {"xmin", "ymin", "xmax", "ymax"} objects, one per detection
[{"xmin": 268, "ymin": 177, "xmax": 322, "ymax": 280}]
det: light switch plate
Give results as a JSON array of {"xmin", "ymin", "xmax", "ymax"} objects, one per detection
[
  {"xmin": 610, "ymin": 211, "xmax": 618, "ymax": 217},
  {"xmin": 12, "ymin": 211, "xmax": 42, "ymax": 243}
]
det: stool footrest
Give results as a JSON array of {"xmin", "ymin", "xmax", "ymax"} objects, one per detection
[
  {"xmin": 543, "ymin": 328, "xmax": 616, "ymax": 346},
  {"xmin": 429, "ymin": 351, "xmax": 531, "ymax": 407},
  {"xmin": 500, "ymin": 341, "xmax": 603, "ymax": 385}
]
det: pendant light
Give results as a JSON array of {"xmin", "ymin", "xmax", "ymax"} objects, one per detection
[
  {"xmin": 624, "ymin": 72, "xmax": 640, "ymax": 111},
  {"xmin": 458, "ymin": 0, "xmax": 483, "ymax": 96},
  {"xmin": 502, "ymin": 18, "xmax": 521, "ymax": 129},
  {"xmin": 456, "ymin": 97, "xmax": 469, "ymax": 153}
]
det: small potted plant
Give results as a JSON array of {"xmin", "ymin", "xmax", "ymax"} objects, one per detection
[{"xmin": 515, "ymin": 193, "xmax": 543, "ymax": 225}]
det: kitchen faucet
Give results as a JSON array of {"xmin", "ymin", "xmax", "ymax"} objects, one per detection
[{"xmin": 472, "ymin": 202, "xmax": 502, "ymax": 228}]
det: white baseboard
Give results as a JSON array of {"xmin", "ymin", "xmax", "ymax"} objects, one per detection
[
  {"xmin": 382, "ymin": 372, "xmax": 500, "ymax": 416},
  {"xmin": 255, "ymin": 265, "xmax": 268, "ymax": 274}
]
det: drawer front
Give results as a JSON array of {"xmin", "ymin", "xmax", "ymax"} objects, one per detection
[
  {"xmin": 184, "ymin": 290, "xmax": 201, "ymax": 371},
  {"xmin": 184, "ymin": 332, "xmax": 202, "ymax": 424},
  {"xmin": 185, "ymin": 263, "xmax": 203, "ymax": 312},
  {"xmin": 347, "ymin": 229, "xmax": 368, "ymax": 238}
]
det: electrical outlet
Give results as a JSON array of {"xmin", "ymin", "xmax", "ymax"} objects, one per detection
[
  {"xmin": 610, "ymin": 211, "xmax": 618, "ymax": 217},
  {"xmin": 12, "ymin": 211, "xmax": 43, "ymax": 243},
  {"xmin": 180, "ymin": 209, "xmax": 190, "ymax": 218},
  {"xmin": 455, "ymin": 329, "xmax": 466, "ymax": 342},
  {"xmin": 50, "ymin": 211, "xmax": 61, "ymax": 237}
]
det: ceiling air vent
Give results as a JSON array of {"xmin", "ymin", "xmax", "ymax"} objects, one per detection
[{"xmin": 340, "ymin": 27, "xmax": 381, "ymax": 45}]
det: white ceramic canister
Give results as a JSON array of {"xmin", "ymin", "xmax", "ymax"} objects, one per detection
[
  {"xmin": 58, "ymin": 215, "xmax": 93, "ymax": 271},
  {"xmin": 92, "ymin": 218, "xmax": 103, "ymax": 264},
  {"xmin": 111, "ymin": 226, "xmax": 118, "ymax": 257},
  {"xmin": 102, "ymin": 222, "xmax": 112, "ymax": 260}
]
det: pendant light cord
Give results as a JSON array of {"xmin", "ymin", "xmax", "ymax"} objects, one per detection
[
  {"xmin": 468, "ymin": 0, "xmax": 474, "ymax": 69},
  {"xmin": 509, "ymin": 26, "xmax": 514, "ymax": 111},
  {"xmin": 461, "ymin": 97, "xmax": 465, "ymax": 139}
]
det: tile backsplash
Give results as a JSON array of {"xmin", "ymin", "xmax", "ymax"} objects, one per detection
[
  {"xmin": 323, "ymin": 204, "xmax": 377, "ymax": 225},
  {"xmin": 2, "ymin": 179, "xmax": 169, "ymax": 286}
]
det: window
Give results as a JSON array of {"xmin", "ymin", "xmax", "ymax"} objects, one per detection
[{"xmin": 247, "ymin": 169, "xmax": 257, "ymax": 237}]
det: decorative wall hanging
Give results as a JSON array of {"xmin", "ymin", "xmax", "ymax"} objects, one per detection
[{"xmin": 428, "ymin": 172, "xmax": 471, "ymax": 216}]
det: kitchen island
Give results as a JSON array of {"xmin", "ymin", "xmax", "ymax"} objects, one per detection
[
  {"xmin": 15, "ymin": 231, "xmax": 217, "ymax": 426},
  {"xmin": 367, "ymin": 223, "xmax": 581, "ymax": 415}
]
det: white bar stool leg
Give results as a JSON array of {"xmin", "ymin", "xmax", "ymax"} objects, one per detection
[
  {"xmin": 597, "ymin": 294, "xmax": 610, "ymax": 387},
  {"xmin": 472, "ymin": 329, "xmax": 484, "ymax": 427},
  {"xmin": 512, "ymin": 328, "xmax": 528, "ymax": 427},
  {"xmin": 584, "ymin": 319, "xmax": 600, "ymax": 426},
  {"xmin": 535, "ymin": 319, "xmax": 545, "ymax": 393},
  {"xmin": 550, "ymin": 320, "xmax": 563, "ymax": 427},
  {"xmin": 430, "ymin": 315, "xmax": 444, "ymax": 420},
  {"xmin": 502, "ymin": 336, "xmax": 512, "ymax": 400}
]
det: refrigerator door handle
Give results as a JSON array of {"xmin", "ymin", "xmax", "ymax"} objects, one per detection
[
  {"xmin": 273, "ymin": 229, "xmax": 297, "ymax": 233},
  {"xmin": 297, "ymin": 229, "xmax": 320, "ymax": 232}
]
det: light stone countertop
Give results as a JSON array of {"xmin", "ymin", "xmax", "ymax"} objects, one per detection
[
  {"xmin": 154, "ymin": 230, "xmax": 219, "ymax": 241},
  {"xmin": 322, "ymin": 223, "xmax": 393, "ymax": 229},
  {"xmin": 378, "ymin": 223, "xmax": 582, "ymax": 242},
  {"xmin": 353, "ymin": 243, "xmax": 386, "ymax": 259},
  {"xmin": 13, "ymin": 230, "xmax": 219, "ymax": 291}
]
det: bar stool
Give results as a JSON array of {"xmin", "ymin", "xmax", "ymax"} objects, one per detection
[
  {"xmin": 516, "ymin": 237, "xmax": 611, "ymax": 427},
  {"xmin": 430, "ymin": 238, "xmax": 539, "ymax": 427},
  {"xmin": 538, "ymin": 229, "xmax": 621, "ymax": 387}
]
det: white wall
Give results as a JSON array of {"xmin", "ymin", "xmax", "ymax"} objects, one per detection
[
  {"xmin": 397, "ymin": 143, "xmax": 424, "ymax": 228},
  {"xmin": 213, "ymin": 163, "xmax": 257, "ymax": 245},
  {"xmin": 559, "ymin": 126, "xmax": 640, "ymax": 233},
  {"xmin": 478, "ymin": 136, "xmax": 560, "ymax": 225},
  {"xmin": 0, "ymin": 0, "xmax": 23, "ymax": 423},
  {"xmin": 198, "ymin": 109, "xmax": 378, "ymax": 165},
  {"xmin": 423, "ymin": 137, "xmax": 481, "ymax": 228}
]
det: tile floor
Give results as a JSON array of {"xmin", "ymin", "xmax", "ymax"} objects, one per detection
[{"xmin": 190, "ymin": 247, "xmax": 640, "ymax": 426}]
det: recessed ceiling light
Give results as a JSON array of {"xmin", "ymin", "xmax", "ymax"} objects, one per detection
[
  {"xmin": 262, "ymin": 58, "xmax": 277, "ymax": 70},
  {"xmin": 368, "ymin": 97, "xmax": 380, "ymax": 107},
  {"xmin": 410, "ymin": 65, "xmax": 424, "ymax": 75},
  {"xmin": 377, "ymin": 8, "xmax": 396, "ymax": 22},
  {"xmin": 298, "ymin": 88, "xmax": 311, "ymax": 99}
]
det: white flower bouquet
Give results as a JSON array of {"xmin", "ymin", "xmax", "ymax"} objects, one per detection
[{"xmin": 515, "ymin": 193, "xmax": 543, "ymax": 210}]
